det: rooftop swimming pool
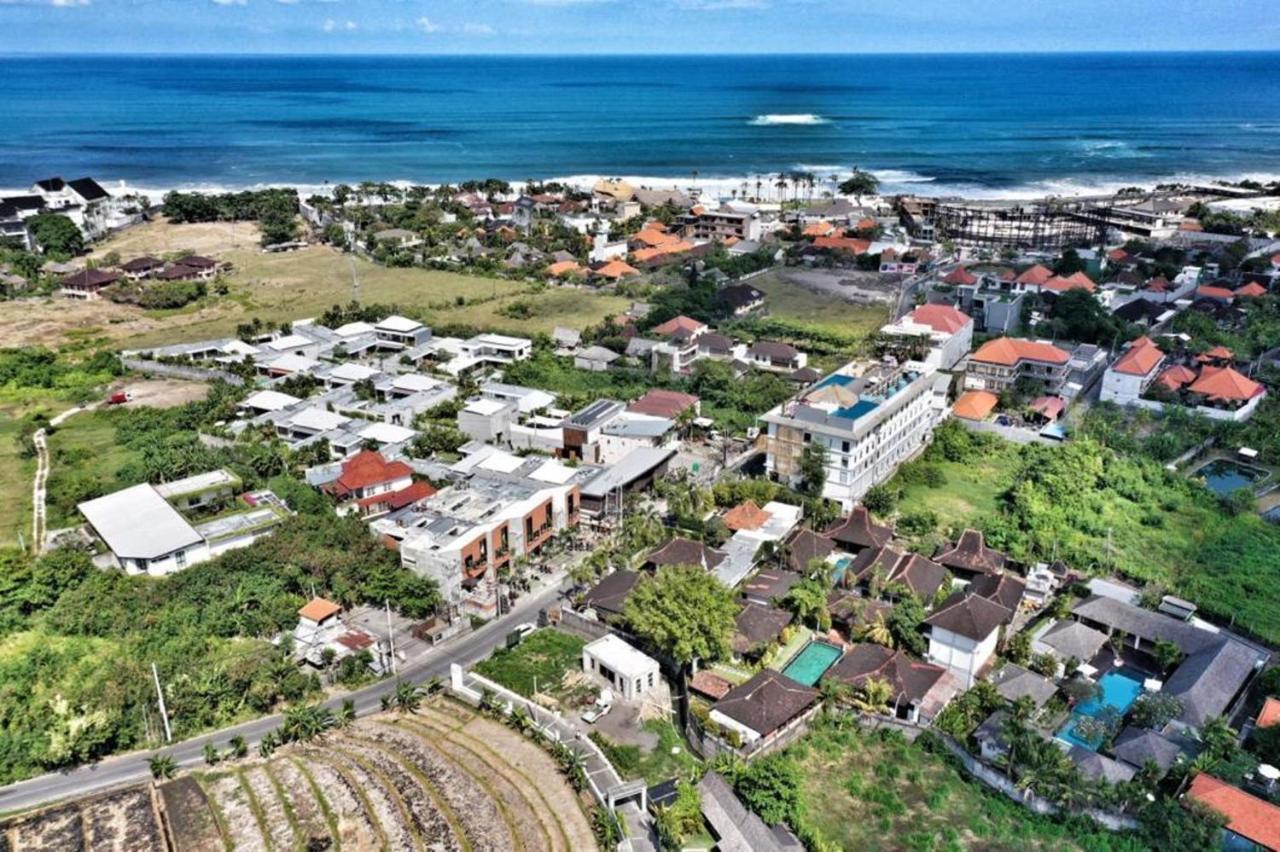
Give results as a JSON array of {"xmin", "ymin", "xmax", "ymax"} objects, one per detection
[
  {"xmin": 781, "ymin": 640, "xmax": 843, "ymax": 687},
  {"xmin": 1057, "ymin": 667, "xmax": 1145, "ymax": 750},
  {"xmin": 1193, "ymin": 459, "xmax": 1267, "ymax": 496}
]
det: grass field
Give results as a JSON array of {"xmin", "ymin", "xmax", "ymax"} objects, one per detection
[
  {"xmin": 793, "ymin": 722, "xmax": 1122, "ymax": 851},
  {"xmin": 751, "ymin": 269, "xmax": 890, "ymax": 340},
  {"xmin": 473, "ymin": 628, "xmax": 587, "ymax": 698},
  {"xmin": 43, "ymin": 410, "xmax": 144, "ymax": 532},
  {"xmin": 0, "ymin": 414, "xmax": 35, "ymax": 549}
]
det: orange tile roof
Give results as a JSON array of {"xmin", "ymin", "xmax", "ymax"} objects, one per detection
[
  {"xmin": 1236, "ymin": 282, "xmax": 1268, "ymax": 298},
  {"xmin": 1197, "ymin": 285, "xmax": 1235, "ymax": 300},
  {"xmin": 802, "ymin": 220, "xmax": 836, "ymax": 238},
  {"xmin": 1188, "ymin": 365, "xmax": 1265, "ymax": 402},
  {"xmin": 594, "ymin": 260, "xmax": 639, "ymax": 279},
  {"xmin": 547, "ymin": 260, "xmax": 584, "ymax": 277},
  {"xmin": 943, "ymin": 267, "xmax": 978, "ymax": 286},
  {"xmin": 1200, "ymin": 345, "xmax": 1235, "ymax": 362},
  {"xmin": 971, "ymin": 337, "xmax": 1071, "ymax": 367},
  {"xmin": 1155, "ymin": 364, "xmax": 1197, "ymax": 391},
  {"xmin": 813, "ymin": 235, "xmax": 871, "ymax": 254},
  {"xmin": 1030, "ymin": 395, "xmax": 1065, "ymax": 420},
  {"xmin": 1041, "ymin": 271, "xmax": 1096, "ymax": 293},
  {"xmin": 1258, "ymin": 697, "xmax": 1280, "ymax": 729},
  {"xmin": 854, "ymin": 217, "xmax": 877, "ymax": 231},
  {"xmin": 910, "ymin": 304, "xmax": 971, "ymax": 335},
  {"xmin": 1015, "ymin": 264, "xmax": 1053, "ymax": 285},
  {"xmin": 1107, "ymin": 248, "xmax": 1130, "ymax": 262},
  {"xmin": 299, "ymin": 597, "xmax": 341, "ymax": 622},
  {"xmin": 632, "ymin": 242, "xmax": 693, "ymax": 263},
  {"xmin": 953, "ymin": 390, "xmax": 999, "ymax": 421},
  {"xmin": 1112, "ymin": 336, "xmax": 1164, "ymax": 376},
  {"xmin": 633, "ymin": 228, "xmax": 679, "ymax": 248},
  {"xmin": 723, "ymin": 500, "xmax": 772, "ymax": 532},
  {"xmin": 644, "ymin": 220, "xmax": 668, "ymax": 232},
  {"xmin": 1180, "ymin": 219, "xmax": 1204, "ymax": 231},
  {"xmin": 1186, "ymin": 774, "xmax": 1280, "ymax": 851},
  {"xmin": 652, "ymin": 315, "xmax": 706, "ymax": 337},
  {"xmin": 1145, "ymin": 275, "xmax": 1171, "ymax": 292},
  {"xmin": 332, "ymin": 450, "xmax": 413, "ymax": 496}
]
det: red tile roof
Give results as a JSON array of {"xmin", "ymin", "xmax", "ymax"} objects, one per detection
[
  {"xmin": 332, "ymin": 450, "xmax": 413, "ymax": 496},
  {"xmin": 802, "ymin": 220, "xmax": 836, "ymax": 238},
  {"xmin": 952, "ymin": 390, "xmax": 998, "ymax": 421},
  {"xmin": 1188, "ymin": 365, "xmax": 1265, "ymax": 402},
  {"xmin": 1111, "ymin": 336, "xmax": 1164, "ymax": 377},
  {"xmin": 651, "ymin": 315, "xmax": 706, "ymax": 337},
  {"xmin": 1197, "ymin": 285, "xmax": 1235, "ymax": 301},
  {"xmin": 594, "ymin": 260, "xmax": 639, "ymax": 279},
  {"xmin": 1041, "ymin": 271, "xmax": 1096, "ymax": 293},
  {"xmin": 1145, "ymin": 275, "xmax": 1171, "ymax": 292},
  {"xmin": 1015, "ymin": 264, "xmax": 1053, "ymax": 286},
  {"xmin": 1236, "ymin": 282, "xmax": 1268, "ymax": 298},
  {"xmin": 971, "ymin": 337, "xmax": 1070, "ymax": 367},
  {"xmin": 1186, "ymin": 774, "xmax": 1280, "ymax": 851},
  {"xmin": 627, "ymin": 388, "xmax": 700, "ymax": 419},
  {"xmin": 813, "ymin": 235, "xmax": 872, "ymax": 254},
  {"xmin": 633, "ymin": 228, "xmax": 679, "ymax": 247},
  {"xmin": 723, "ymin": 500, "xmax": 772, "ymax": 532},
  {"xmin": 942, "ymin": 267, "xmax": 977, "ymax": 286},
  {"xmin": 690, "ymin": 670, "xmax": 734, "ymax": 700},
  {"xmin": 1154, "ymin": 364, "xmax": 1197, "ymax": 392},
  {"xmin": 299, "ymin": 597, "xmax": 341, "ymax": 622},
  {"xmin": 1199, "ymin": 345, "xmax": 1235, "ymax": 363},
  {"xmin": 357, "ymin": 480, "xmax": 436, "ymax": 510},
  {"xmin": 1258, "ymin": 696, "xmax": 1280, "ymax": 729},
  {"xmin": 910, "ymin": 304, "xmax": 971, "ymax": 335},
  {"xmin": 1029, "ymin": 395, "xmax": 1065, "ymax": 420}
]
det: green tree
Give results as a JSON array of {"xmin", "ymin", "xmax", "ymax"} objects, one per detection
[
  {"xmin": 29, "ymin": 213, "xmax": 84, "ymax": 257},
  {"xmin": 862, "ymin": 484, "xmax": 898, "ymax": 516},
  {"xmin": 734, "ymin": 753, "xmax": 801, "ymax": 825},
  {"xmin": 784, "ymin": 579, "xmax": 830, "ymax": 631},
  {"xmin": 392, "ymin": 679, "xmax": 425, "ymax": 714},
  {"xmin": 624, "ymin": 566, "xmax": 738, "ymax": 668},
  {"xmin": 887, "ymin": 595, "xmax": 927, "ymax": 656},
  {"xmin": 148, "ymin": 754, "xmax": 176, "ymax": 780},
  {"xmin": 1131, "ymin": 693, "xmax": 1183, "ymax": 730},
  {"xmin": 837, "ymin": 169, "xmax": 879, "ymax": 205}
]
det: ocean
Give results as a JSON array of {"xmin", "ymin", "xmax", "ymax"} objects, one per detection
[{"xmin": 2, "ymin": 52, "xmax": 1280, "ymax": 198}]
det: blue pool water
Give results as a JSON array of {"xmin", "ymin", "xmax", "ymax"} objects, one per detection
[
  {"xmin": 831, "ymin": 557, "xmax": 852, "ymax": 586},
  {"xmin": 781, "ymin": 641, "xmax": 843, "ymax": 687},
  {"xmin": 1193, "ymin": 459, "xmax": 1266, "ymax": 496},
  {"xmin": 1057, "ymin": 668, "xmax": 1145, "ymax": 750}
]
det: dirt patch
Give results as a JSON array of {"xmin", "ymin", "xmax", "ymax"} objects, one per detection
[
  {"xmin": 160, "ymin": 776, "xmax": 225, "ymax": 852},
  {"xmin": 89, "ymin": 218, "xmax": 262, "ymax": 260},
  {"xmin": 779, "ymin": 267, "xmax": 898, "ymax": 305},
  {"xmin": 113, "ymin": 379, "xmax": 210, "ymax": 410}
]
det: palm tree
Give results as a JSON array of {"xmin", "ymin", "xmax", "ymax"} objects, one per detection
[
  {"xmin": 228, "ymin": 735, "xmax": 248, "ymax": 758},
  {"xmin": 282, "ymin": 703, "xmax": 335, "ymax": 742},
  {"xmin": 336, "ymin": 698, "xmax": 356, "ymax": 728},
  {"xmin": 202, "ymin": 743, "xmax": 220, "ymax": 765},
  {"xmin": 1199, "ymin": 715, "xmax": 1237, "ymax": 760},
  {"xmin": 148, "ymin": 754, "xmax": 176, "ymax": 780},
  {"xmin": 852, "ymin": 676, "xmax": 894, "ymax": 715},
  {"xmin": 392, "ymin": 679, "xmax": 425, "ymax": 714},
  {"xmin": 775, "ymin": 173, "xmax": 788, "ymax": 202},
  {"xmin": 858, "ymin": 612, "xmax": 894, "ymax": 648}
]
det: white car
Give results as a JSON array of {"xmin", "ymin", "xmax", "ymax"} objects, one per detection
[{"xmin": 582, "ymin": 703, "xmax": 612, "ymax": 724}]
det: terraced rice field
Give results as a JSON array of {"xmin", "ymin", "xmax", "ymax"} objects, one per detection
[
  {"xmin": 178, "ymin": 700, "xmax": 597, "ymax": 851},
  {"xmin": 1, "ymin": 700, "xmax": 597, "ymax": 851}
]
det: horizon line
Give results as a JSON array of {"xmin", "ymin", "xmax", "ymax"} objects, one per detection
[{"xmin": 3, "ymin": 48, "xmax": 1280, "ymax": 59}]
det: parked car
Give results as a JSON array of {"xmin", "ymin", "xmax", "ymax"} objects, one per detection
[{"xmin": 107, "ymin": 391, "xmax": 133, "ymax": 405}]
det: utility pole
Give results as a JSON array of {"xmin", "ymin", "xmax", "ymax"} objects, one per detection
[
  {"xmin": 384, "ymin": 599, "xmax": 397, "ymax": 676},
  {"xmin": 349, "ymin": 255, "xmax": 360, "ymax": 304},
  {"xmin": 152, "ymin": 662, "xmax": 172, "ymax": 743}
]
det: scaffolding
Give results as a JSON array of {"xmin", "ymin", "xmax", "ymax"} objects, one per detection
[{"xmin": 898, "ymin": 197, "xmax": 1110, "ymax": 252}]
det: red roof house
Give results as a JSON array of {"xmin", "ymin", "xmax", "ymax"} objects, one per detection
[
  {"xmin": 1185, "ymin": 774, "xmax": 1280, "ymax": 851},
  {"xmin": 942, "ymin": 267, "xmax": 977, "ymax": 286},
  {"xmin": 909, "ymin": 304, "xmax": 971, "ymax": 335}
]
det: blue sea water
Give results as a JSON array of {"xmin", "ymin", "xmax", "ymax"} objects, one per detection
[{"xmin": 2, "ymin": 52, "xmax": 1280, "ymax": 194}]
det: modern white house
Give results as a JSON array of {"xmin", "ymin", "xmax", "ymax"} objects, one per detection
[
  {"xmin": 880, "ymin": 304, "xmax": 975, "ymax": 371},
  {"xmin": 77, "ymin": 470, "xmax": 288, "ymax": 576},
  {"xmin": 923, "ymin": 593, "xmax": 1011, "ymax": 688},
  {"xmin": 582, "ymin": 634, "xmax": 661, "ymax": 701},
  {"xmin": 1099, "ymin": 336, "xmax": 1165, "ymax": 405},
  {"xmin": 761, "ymin": 360, "xmax": 948, "ymax": 510}
]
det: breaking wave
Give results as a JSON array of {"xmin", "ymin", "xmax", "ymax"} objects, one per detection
[{"xmin": 750, "ymin": 114, "xmax": 829, "ymax": 126}]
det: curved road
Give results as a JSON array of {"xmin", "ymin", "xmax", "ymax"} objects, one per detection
[
  {"xmin": 0, "ymin": 580, "xmax": 567, "ymax": 814},
  {"xmin": 29, "ymin": 403, "xmax": 97, "ymax": 555}
]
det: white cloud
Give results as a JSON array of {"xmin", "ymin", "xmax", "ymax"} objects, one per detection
[
  {"xmin": 211, "ymin": 0, "xmax": 248, "ymax": 6},
  {"xmin": 415, "ymin": 16, "xmax": 440, "ymax": 33},
  {"xmin": 461, "ymin": 22, "xmax": 495, "ymax": 35},
  {"xmin": 676, "ymin": 0, "xmax": 767, "ymax": 8},
  {"xmin": 322, "ymin": 17, "xmax": 357, "ymax": 32},
  {"xmin": 50, "ymin": 0, "xmax": 91, "ymax": 6}
]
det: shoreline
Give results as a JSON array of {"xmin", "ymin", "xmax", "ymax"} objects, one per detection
[{"xmin": 5, "ymin": 167, "xmax": 1280, "ymax": 207}]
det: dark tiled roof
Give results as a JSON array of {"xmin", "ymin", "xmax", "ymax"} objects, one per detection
[
  {"xmin": 887, "ymin": 553, "xmax": 949, "ymax": 602},
  {"xmin": 67, "ymin": 177, "xmax": 109, "ymax": 202},
  {"xmin": 582, "ymin": 570, "xmax": 641, "ymax": 618},
  {"xmin": 788, "ymin": 366, "xmax": 822, "ymax": 384},
  {"xmin": 697, "ymin": 772, "xmax": 800, "ymax": 852},
  {"xmin": 59, "ymin": 268, "xmax": 119, "ymax": 288},
  {"xmin": 824, "ymin": 643, "xmax": 948, "ymax": 707},
  {"xmin": 740, "ymin": 568, "xmax": 801, "ymax": 606},
  {"xmin": 1070, "ymin": 595, "xmax": 1219, "ymax": 654},
  {"xmin": 697, "ymin": 332, "xmax": 736, "ymax": 355},
  {"xmin": 846, "ymin": 544, "xmax": 901, "ymax": 586},
  {"xmin": 1164, "ymin": 638, "xmax": 1260, "ymax": 727},
  {"xmin": 1038, "ymin": 619, "xmax": 1108, "ymax": 661},
  {"xmin": 827, "ymin": 592, "xmax": 892, "ymax": 631},
  {"xmin": 785, "ymin": 528, "xmax": 834, "ymax": 573},
  {"xmin": 646, "ymin": 537, "xmax": 725, "ymax": 571},
  {"xmin": 733, "ymin": 603, "xmax": 794, "ymax": 654},
  {"xmin": 747, "ymin": 340, "xmax": 800, "ymax": 362},
  {"xmin": 1113, "ymin": 726, "xmax": 1187, "ymax": 772},
  {"xmin": 968, "ymin": 572, "xmax": 1025, "ymax": 612},
  {"xmin": 1068, "ymin": 746, "xmax": 1135, "ymax": 784},
  {"xmin": 712, "ymin": 669, "xmax": 819, "ymax": 737},
  {"xmin": 932, "ymin": 529, "xmax": 1006, "ymax": 576},
  {"xmin": 989, "ymin": 663, "xmax": 1057, "ymax": 707},
  {"xmin": 825, "ymin": 506, "xmax": 892, "ymax": 550},
  {"xmin": 718, "ymin": 283, "xmax": 764, "ymax": 309},
  {"xmin": 120, "ymin": 255, "xmax": 163, "ymax": 272},
  {"xmin": 924, "ymin": 592, "xmax": 1011, "ymax": 642}
]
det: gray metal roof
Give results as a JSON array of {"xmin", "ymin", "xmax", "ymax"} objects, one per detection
[
  {"xmin": 697, "ymin": 772, "xmax": 799, "ymax": 852},
  {"xmin": 580, "ymin": 447, "xmax": 676, "ymax": 498},
  {"xmin": 78, "ymin": 483, "xmax": 202, "ymax": 560},
  {"xmin": 1164, "ymin": 638, "xmax": 1261, "ymax": 727}
]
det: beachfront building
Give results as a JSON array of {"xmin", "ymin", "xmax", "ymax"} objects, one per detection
[
  {"xmin": 77, "ymin": 470, "xmax": 288, "ymax": 576},
  {"xmin": 964, "ymin": 337, "xmax": 1072, "ymax": 395},
  {"xmin": 761, "ymin": 359, "xmax": 948, "ymax": 510}
]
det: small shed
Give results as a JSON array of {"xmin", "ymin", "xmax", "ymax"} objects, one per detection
[{"xmin": 582, "ymin": 634, "xmax": 660, "ymax": 701}]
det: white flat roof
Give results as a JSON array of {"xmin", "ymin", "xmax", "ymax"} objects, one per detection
[
  {"xmin": 392, "ymin": 374, "xmax": 440, "ymax": 392},
  {"xmin": 377, "ymin": 315, "xmax": 422, "ymax": 333},
  {"xmin": 268, "ymin": 333, "xmax": 312, "ymax": 351},
  {"xmin": 471, "ymin": 333, "xmax": 529, "ymax": 348},
  {"xmin": 266, "ymin": 354, "xmax": 319, "ymax": 373},
  {"xmin": 79, "ymin": 483, "xmax": 202, "ymax": 560},
  {"xmin": 222, "ymin": 339, "xmax": 259, "ymax": 356},
  {"xmin": 528, "ymin": 459, "xmax": 576, "ymax": 485},
  {"xmin": 478, "ymin": 451, "xmax": 524, "ymax": 474},
  {"xmin": 585, "ymin": 634, "xmax": 659, "ymax": 680},
  {"xmin": 358, "ymin": 422, "xmax": 416, "ymax": 444},
  {"xmin": 464, "ymin": 398, "xmax": 508, "ymax": 416},
  {"xmin": 289, "ymin": 407, "xmax": 350, "ymax": 431},
  {"xmin": 333, "ymin": 321, "xmax": 375, "ymax": 337},
  {"xmin": 154, "ymin": 469, "xmax": 238, "ymax": 499},
  {"xmin": 241, "ymin": 389, "xmax": 300, "ymax": 412},
  {"xmin": 329, "ymin": 362, "xmax": 380, "ymax": 382}
]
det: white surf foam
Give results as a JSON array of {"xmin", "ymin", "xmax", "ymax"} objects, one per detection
[{"xmin": 750, "ymin": 114, "xmax": 829, "ymax": 126}]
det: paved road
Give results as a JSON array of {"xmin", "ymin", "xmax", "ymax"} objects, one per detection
[{"xmin": 0, "ymin": 580, "xmax": 568, "ymax": 814}]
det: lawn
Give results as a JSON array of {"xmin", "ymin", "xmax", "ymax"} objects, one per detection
[
  {"xmin": 441, "ymin": 287, "xmax": 631, "ymax": 336},
  {"xmin": 791, "ymin": 722, "xmax": 1135, "ymax": 851},
  {"xmin": 589, "ymin": 719, "xmax": 702, "ymax": 785},
  {"xmin": 749, "ymin": 269, "xmax": 888, "ymax": 341},
  {"xmin": 42, "ymin": 409, "xmax": 144, "ymax": 532},
  {"xmin": 473, "ymin": 628, "xmax": 587, "ymax": 698},
  {"xmin": 0, "ymin": 414, "xmax": 35, "ymax": 549}
]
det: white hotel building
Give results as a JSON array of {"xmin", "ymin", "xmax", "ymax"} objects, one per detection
[{"xmin": 760, "ymin": 360, "xmax": 949, "ymax": 510}]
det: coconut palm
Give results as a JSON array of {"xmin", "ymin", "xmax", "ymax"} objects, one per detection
[
  {"xmin": 282, "ymin": 703, "xmax": 335, "ymax": 742},
  {"xmin": 228, "ymin": 735, "xmax": 248, "ymax": 758},
  {"xmin": 858, "ymin": 612, "xmax": 894, "ymax": 648},
  {"xmin": 392, "ymin": 679, "xmax": 425, "ymax": 714},
  {"xmin": 852, "ymin": 676, "xmax": 894, "ymax": 715},
  {"xmin": 148, "ymin": 754, "xmax": 176, "ymax": 780},
  {"xmin": 336, "ymin": 698, "xmax": 356, "ymax": 728},
  {"xmin": 202, "ymin": 743, "xmax": 220, "ymax": 765}
]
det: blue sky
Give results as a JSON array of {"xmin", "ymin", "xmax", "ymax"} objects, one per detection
[{"xmin": 0, "ymin": 0, "xmax": 1277, "ymax": 54}]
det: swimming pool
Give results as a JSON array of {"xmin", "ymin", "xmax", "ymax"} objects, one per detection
[
  {"xmin": 1193, "ymin": 459, "xmax": 1267, "ymax": 496},
  {"xmin": 1057, "ymin": 667, "xmax": 1145, "ymax": 750},
  {"xmin": 831, "ymin": 556, "xmax": 852, "ymax": 586},
  {"xmin": 781, "ymin": 641, "xmax": 843, "ymax": 686}
]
